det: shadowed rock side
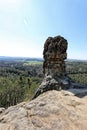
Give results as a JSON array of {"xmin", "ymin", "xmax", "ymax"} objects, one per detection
[
  {"xmin": 1, "ymin": 90, "xmax": 87, "ymax": 130},
  {"xmin": 33, "ymin": 35, "xmax": 87, "ymax": 99}
]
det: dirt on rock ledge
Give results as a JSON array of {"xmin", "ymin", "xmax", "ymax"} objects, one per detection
[{"xmin": 0, "ymin": 90, "xmax": 87, "ymax": 130}]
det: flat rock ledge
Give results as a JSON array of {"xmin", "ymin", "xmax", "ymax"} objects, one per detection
[{"xmin": 1, "ymin": 90, "xmax": 87, "ymax": 130}]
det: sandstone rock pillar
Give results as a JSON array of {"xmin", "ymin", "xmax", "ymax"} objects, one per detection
[
  {"xmin": 43, "ymin": 36, "xmax": 68, "ymax": 76},
  {"xmin": 32, "ymin": 36, "xmax": 69, "ymax": 99}
]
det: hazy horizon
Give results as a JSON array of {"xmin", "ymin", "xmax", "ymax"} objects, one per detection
[
  {"xmin": 0, "ymin": 0, "xmax": 87, "ymax": 60},
  {"xmin": 0, "ymin": 55, "xmax": 87, "ymax": 61}
]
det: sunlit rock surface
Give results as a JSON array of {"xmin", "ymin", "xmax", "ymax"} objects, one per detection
[{"xmin": 1, "ymin": 90, "xmax": 87, "ymax": 130}]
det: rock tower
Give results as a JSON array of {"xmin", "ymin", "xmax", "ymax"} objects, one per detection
[
  {"xmin": 43, "ymin": 36, "xmax": 68, "ymax": 75},
  {"xmin": 32, "ymin": 35, "xmax": 86, "ymax": 99}
]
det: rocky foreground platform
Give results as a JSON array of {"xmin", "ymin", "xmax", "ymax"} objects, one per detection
[{"xmin": 0, "ymin": 89, "xmax": 87, "ymax": 130}]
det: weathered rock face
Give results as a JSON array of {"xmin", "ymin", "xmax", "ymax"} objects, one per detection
[
  {"xmin": 1, "ymin": 90, "xmax": 87, "ymax": 130},
  {"xmin": 43, "ymin": 36, "xmax": 68, "ymax": 75}
]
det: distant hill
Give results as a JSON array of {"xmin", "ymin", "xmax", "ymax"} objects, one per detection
[
  {"xmin": 66, "ymin": 59, "xmax": 87, "ymax": 62},
  {"xmin": 0, "ymin": 56, "xmax": 87, "ymax": 62},
  {"xmin": 0, "ymin": 56, "xmax": 43, "ymax": 62}
]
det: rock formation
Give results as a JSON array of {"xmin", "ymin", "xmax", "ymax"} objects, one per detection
[
  {"xmin": 33, "ymin": 35, "xmax": 87, "ymax": 99},
  {"xmin": 1, "ymin": 90, "xmax": 87, "ymax": 130},
  {"xmin": 43, "ymin": 36, "xmax": 67, "ymax": 75}
]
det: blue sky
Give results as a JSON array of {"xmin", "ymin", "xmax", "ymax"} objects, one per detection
[{"xmin": 0, "ymin": 0, "xmax": 87, "ymax": 59}]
